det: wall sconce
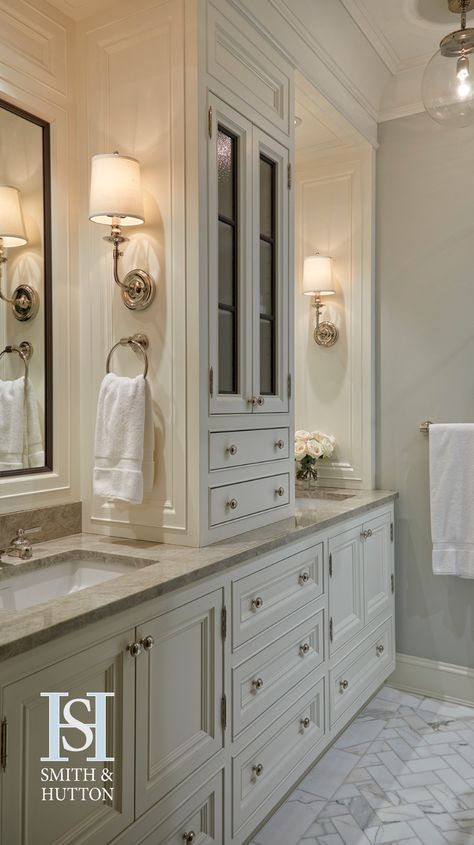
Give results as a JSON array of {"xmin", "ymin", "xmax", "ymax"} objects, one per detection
[
  {"xmin": 302, "ymin": 253, "xmax": 338, "ymax": 347},
  {"xmin": 89, "ymin": 152, "xmax": 155, "ymax": 311},
  {"xmin": 0, "ymin": 186, "xmax": 39, "ymax": 321}
]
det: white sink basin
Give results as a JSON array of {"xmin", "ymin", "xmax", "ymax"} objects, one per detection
[{"xmin": 0, "ymin": 553, "xmax": 152, "ymax": 611}]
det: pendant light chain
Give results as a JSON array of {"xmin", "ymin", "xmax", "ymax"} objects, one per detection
[{"xmin": 461, "ymin": 0, "xmax": 468, "ymax": 30}]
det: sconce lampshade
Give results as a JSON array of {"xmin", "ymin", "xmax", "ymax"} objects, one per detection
[
  {"xmin": 89, "ymin": 152, "xmax": 145, "ymax": 226},
  {"xmin": 0, "ymin": 186, "xmax": 27, "ymax": 247},
  {"xmin": 302, "ymin": 254, "xmax": 335, "ymax": 296}
]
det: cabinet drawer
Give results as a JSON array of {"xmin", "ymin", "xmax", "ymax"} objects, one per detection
[
  {"xmin": 209, "ymin": 473, "xmax": 289, "ymax": 526},
  {"xmin": 232, "ymin": 541, "xmax": 323, "ymax": 649},
  {"xmin": 232, "ymin": 679, "xmax": 325, "ymax": 834},
  {"xmin": 209, "ymin": 427, "xmax": 289, "ymax": 470},
  {"xmin": 232, "ymin": 608, "xmax": 324, "ymax": 737},
  {"xmin": 330, "ymin": 617, "xmax": 393, "ymax": 726}
]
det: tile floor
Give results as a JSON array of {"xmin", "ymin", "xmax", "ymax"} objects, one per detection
[{"xmin": 251, "ymin": 686, "xmax": 474, "ymax": 845}]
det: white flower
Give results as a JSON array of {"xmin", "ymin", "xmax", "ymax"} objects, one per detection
[
  {"xmin": 295, "ymin": 430, "xmax": 310, "ymax": 442},
  {"xmin": 310, "ymin": 430, "xmax": 324, "ymax": 442},
  {"xmin": 295, "ymin": 440, "xmax": 307, "ymax": 460},
  {"xmin": 320, "ymin": 438, "xmax": 334, "ymax": 458},
  {"xmin": 306, "ymin": 439, "xmax": 323, "ymax": 459}
]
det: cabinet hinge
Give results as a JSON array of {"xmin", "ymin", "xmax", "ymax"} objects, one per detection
[
  {"xmin": 208, "ymin": 106, "xmax": 213, "ymax": 139},
  {"xmin": 209, "ymin": 366, "xmax": 214, "ymax": 398},
  {"xmin": 329, "ymin": 553, "xmax": 333, "ymax": 578},
  {"xmin": 287, "ymin": 162, "xmax": 292, "ymax": 189},
  {"xmin": 391, "ymin": 573, "xmax": 394, "ymax": 594},
  {"xmin": 1, "ymin": 718, "xmax": 7, "ymax": 772},
  {"xmin": 221, "ymin": 694, "xmax": 227, "ymax": 730},
  {"xmin": 287, "ymin": 373, "xmax": 292, "ymax": 399},
  {"xmin": 390, "ymin": 522, "xmax": 394, "ymax": 542},
  {"xmin": 221, "ymin": 606, "xmax": 227, "ymax": 641},
  {"xmin": 329, "ymin": 617, "xmax": 333, "ymax": 643}
]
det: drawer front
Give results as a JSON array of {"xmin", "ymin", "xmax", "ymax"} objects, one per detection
[
  {"xmin": 330, "ymin": 617, "xmax": 393, "ymax": 726},
  {"xmin": 210, "ymin": 473, "xmax": 289, "ymax": 526},
  {"xmin": 232, "ymin": 542, "xmax": 324, "ymax": 649},
  {"xmin": 232, "ymin": 608, "xmax": 324, "ymax": 737},
  {"xmin": 232, "ymin": 679, "xmax": 325, "ymax": 834},
  {"xmin": 209, "ymin": 427, "xmax": 289, "ymax": 470}
]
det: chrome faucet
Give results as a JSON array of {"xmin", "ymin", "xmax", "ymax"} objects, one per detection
[{"xmin": 0, "ymin": 528, "xmax": 38, "ymax": 564}]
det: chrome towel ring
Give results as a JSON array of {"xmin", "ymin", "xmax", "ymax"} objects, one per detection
[
  {"xmin": 106, "ymin": 333, "xmax": 149, "ymax": 379},
  {"xmin": 0, "ymin": 341, "xmax": 33, "ymax": 379}
]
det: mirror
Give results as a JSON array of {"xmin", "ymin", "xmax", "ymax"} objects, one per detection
[{"xmin": 0, "ymin": 98, "xmax": 52, "ymax": 476}]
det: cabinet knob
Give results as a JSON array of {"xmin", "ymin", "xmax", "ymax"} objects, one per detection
[
  {"xmin": 299, "ymin": 571, "xmax": 310, "ymax": 585},
  {"xmin": 340, "ymin": 679, "xmax": 349, "ymax": 691},
  {"xmin": 141, "ymin": 635, "xmax": 155, "ymax": 651},
  {"xmin": 257, "ymin": 396, "xmax": 265, "ymax": 406},
  {"xmin": 276, "ymin": 486, "xmax": 285, "ymax": 497},
  {"xmin": 301, "ymin": 717, "xmax": 311, "ymax": 730},
  {"xmin": 227, "ymin": 498, "xmax": 238, "ymax": 510},
  {"xmin": 361, "ymin": 529, "xmax": 373, "ymax": 540},
  {"xmin": 275, "ymin": 439, "xmax": 285, "ymax": 450},
  {"xmin": 252, "ymin": 596, "xmax": 264, "ymax": 610},
  {"xmin": 376, "ymin": 644, "xmax": 385, "ymax": 656},
  {"xmin": 252, "ymin": 763, "xmax": 264, "ymax": 778},
  {"xmin": 252, "ymin": 677, "xmax": 264, "ymax": 691},
  {"xmin": 248, "ymin": 396, "xmax": 259, "ymax": 406},
  {"xmin": 127, "ymin": 642, "xmax": 142, "ymax": 658},
  {"xmin": 299, "ymin": 642, "xmax": 310, "ymax": 656},
  {"xmin": 226, "ymin": 444, "xmax": 238, "ymax": 456},
  {"xmin": 183, "ymin": 833, "xmax": 196, "ymax": 844}
]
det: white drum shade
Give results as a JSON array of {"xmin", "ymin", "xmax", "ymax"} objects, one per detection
[
  {"xmin": 302, "ymin": 254, "xmax": 334, "ymax": 295},
  {"xmin": 89, "ymin": 153, "xmax": 145, "ymax": 226},
  {"xmin": 0, "ymin": 186, "xmax": 27, "ymax": 247}
]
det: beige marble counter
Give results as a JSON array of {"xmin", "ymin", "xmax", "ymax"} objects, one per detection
[{"xmin": 0, "ymin": 489, "xmax": 397, "ymax": 661}]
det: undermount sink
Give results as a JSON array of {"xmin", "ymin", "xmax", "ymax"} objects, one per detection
[
  {"xmin": 298, "ymin": 490, "xmax": 356, "ymax": 501},
  {"xmin": 0, "ymin": 551, "xmax": 154, "ymax": 612}
]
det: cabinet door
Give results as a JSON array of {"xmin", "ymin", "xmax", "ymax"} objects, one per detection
[
  {"xmin": 208, "ymin": 95, "xmax": 253, "ymax": 414},
  {"xmin": 252, "ymin": 128, "xmax": 289, "ymax": 413},
  {"xmin": 362, "ymin": 512, "xmax": 393, "ymax": 625},
  {"xmin": 135, "ymin": 589, "xmax": 224, "ymax": 817},
  {"xmin": 329, "ymin": 526, "xmax": 364, "ymax": 653},
  {"xmin": 1, "ymin": 630, "xmax": 135, "ymax": 845}
]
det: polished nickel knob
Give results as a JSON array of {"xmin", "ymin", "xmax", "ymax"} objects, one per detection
[
  {"xmin": 275, "ymin": 439, "xmax": 285, "ymax": 449},
  {"xmin": 248, "ymin": 396, "xmax": 259, "ymax": 406},
  {"xmin": 252, "ymin": 596, "xmax": 263, "ymax": 610},
  {"xmin": 376, "ymin": 644, "xmax": 385, "ymax": 656},
  {"xmin": 227, "ymin": 444, "xmax": 238, "ymax": 455},
  {"xmin": 257, "ymin": 396, "xmax": 265, "ymax": 406},
  {"xmin": 227, "ymin": 498, "xmax": 238, "ymax": 510},
  {"xmin": 301, "ymin": 717, "xmax": 310, "ymax": 730},
  {"xmin": 127, "ymin": 642, "xmax": 142, "ymax": 658},
  {"xmin": 253, "ymin": 763, "xmax": 264, "ymax": 777},
  {"xmin": 299, "ymin": 571, "xmax": 310, "ymax": 585},
  {"xmin": 340, "ymin": 679, "xmax": 349, "ymax": 691},
  {"xmin": 361, "ymin": 529, "xmax": 373, "ymax": 540},
  {"xmin": 183, "ymin": 833, "xmax": 196, "ymax": 844},
  {"xmin": 252, "ymin": 677, "xmax": 264, "ymax": 691},
  {"xmin": 141, "ymin": 635, "xmax": 155, "ymax": 651},
  {"xmin": 276, "ymin": 486, "xmax": 285, "ymax": 497},
  {"xmin": 299, "ymin": 642, "xmax": 310, "ymax": 656}
]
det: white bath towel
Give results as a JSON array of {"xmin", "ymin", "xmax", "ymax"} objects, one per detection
[
  {"xmin": 93, "ymin": 373, "xmax": 155, "ymax": 504},
  {"xmin": 430, "ymin": 423, "xmax": 474, "ymax": 577},
  {"xmin": 0, "ymin": 376, "xmax": 44, "ymax": 470},
  {"xmin": 24, "ymin": 378, "xmax": 44, "ymax": 467}
]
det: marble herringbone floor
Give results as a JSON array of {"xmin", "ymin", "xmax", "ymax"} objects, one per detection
[{"xmin": 251, "ymin": 686, "xmax": 474, "ymax": 845}]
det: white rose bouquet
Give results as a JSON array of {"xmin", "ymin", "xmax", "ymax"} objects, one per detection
[{"xmin": 295, "ymin": 430, "xmax": 336, "ymax": 483}]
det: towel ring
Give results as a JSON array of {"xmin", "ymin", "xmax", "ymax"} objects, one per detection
[
  {"xmin": 106, "ymin": 333, "xmax": 149, "ymax": 379},
  {"xmin": 0, "ymin": 341, "xmax": 33, "ymax": 379}
]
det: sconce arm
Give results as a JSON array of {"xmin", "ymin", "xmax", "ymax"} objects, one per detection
[
  {"xmin": 0, "ymin": 258, "xmax": 15, "ymax": 305},
  {"xmin": 0, "ymin": 253, "xmax": 39, "ymax": 322},
  {"xmin": 103, "ymin": 224, "xmax": 155, "ymax": 312},
  {"xmin": 312, "ymin": 293, "xmax": 339, "ymax": 347}
]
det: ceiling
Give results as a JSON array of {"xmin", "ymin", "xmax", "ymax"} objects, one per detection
[
  {"xmin": 45, "ymin": 0, "xmax": 117, "ymax": 21},
  {"xmin": 295, "ymin": 71, "xmax": 366, "ymax": 159}
]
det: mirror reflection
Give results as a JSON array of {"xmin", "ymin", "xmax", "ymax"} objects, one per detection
[{"xmin": 0, "ymin": 99, "xmax": 51, "ymax": 475}]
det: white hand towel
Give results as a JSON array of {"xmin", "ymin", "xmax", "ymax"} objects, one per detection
[
  {"xmin": 430, "ymin": 423, "xmax": 474, "ymax": 577},
  {"xmin": 0, "ymin": 377, "xmax": 26, "ymax": 470},
  {"xmin": 24, "ymin": 378, "xmax": 44, "ymax": 468},
  {"xmin": 93, "ymin": 373, "xmax": 155, "ymax": 504}
]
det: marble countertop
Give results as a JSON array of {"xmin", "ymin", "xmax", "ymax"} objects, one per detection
[{"xmin": 0, "ymin": 489, "xmax": 397, "ymax": 661}]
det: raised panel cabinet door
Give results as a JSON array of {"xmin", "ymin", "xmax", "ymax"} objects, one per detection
[
  {"xmin": 135, "ymin": 589, "xmax": 224, "ymax": 817},
  {"xmin": 251, "ymin": 127, "xmax": 290, "ymax": 414},
  {"xmin": 328, "ymin": 526, "xmax": 364, "ymax": 653},
  {"xmin": 208, "ymin": 94, "xmax": 253, "ymax": 415},
  {"xmin": 362, "ymin": 512, "xmax": 393, "ymax": 625},
  {"xmin": 1, "ymin": 629, "xmax": 135, "ymax": 845}
]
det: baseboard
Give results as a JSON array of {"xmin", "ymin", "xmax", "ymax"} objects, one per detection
[{"xmin": 388, "ymin": 652, "xmax": 474, "ymax": 708}]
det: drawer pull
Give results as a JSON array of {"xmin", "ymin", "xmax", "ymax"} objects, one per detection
[
  {"xmin": 227, "ymin": 498, "xmax": 238, "ymax": 510},
  {"xmin": 226, "ymin": 444, "xmax": 238, "ymax": 456},
  {"xmin": 183, "ymin": 833, "xmax": 196, "ymax": 844},
  {"xmin": 140, "ymin": 635, "xmax": 155, "ymax": 651},
  {"xmin": 257, "ymin": 396, "xmax": 265, "ymax": 406},
  {"xmin": 300, "ymin": 717, "xmax": 311, "ymax": 730},
  {"xmin": 276, "ymin": 486, "xmax": 285, "ymax": 497},
  {"xmin": 252, "ymin": 596, "xmax": 264, "ymax": 611},
  {"xmin": 299, "ymin": 571, "xmax": 310, "ymax": 585},
  {"xmin": 361, "ymin": 529, "xmax": 373, "ymax": 540},
  {"xmin": 376, "ymin": 644, "xmax": 385, "ymax": 656},
  {"xmin": 252, "ymin": 763, "xmax": 264, "ymax": 778},
  {"xmin": 252, "ymin": 677, "xmax": 264, "ymax": 691},
  {"xmin": 127, "ymin": 642, "xmax": 142, "ymax": 658},
  {"xmin": 275, "ymin": 439, "xmax": 285, "ymax": 449},
  {"xmin": 340, "ymin": 679, "xmax": 349, "ymax": 691},
  {"xmin": 299, "ymin": 642, "xmax": 310, "ymax": 656}
]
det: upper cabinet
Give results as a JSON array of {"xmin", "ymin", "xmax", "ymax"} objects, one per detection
[{"xmin": 209, "ymin": 96, "xmax": 289, "ymax": 416}]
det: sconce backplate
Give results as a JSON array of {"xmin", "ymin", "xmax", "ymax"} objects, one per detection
[
  {"xmin": 314, "ymin": 321, "xmax": 339, "ymax": 347},
  {"xmin": 11, "ymin": 285, "xmax": 40, "ymax": 321},
  {"xmin": 121, "ymin": 269, "xmax": 155, "ymax": 311}
]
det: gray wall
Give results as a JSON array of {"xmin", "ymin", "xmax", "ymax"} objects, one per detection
[{"xmin": 377, "ymin": 112, "xmax": 474, "ymax": 669}]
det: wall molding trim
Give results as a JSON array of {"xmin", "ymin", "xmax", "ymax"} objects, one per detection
[{"xmin": 389, "ymin": 652, "xmax": 474, "ymax": 708}]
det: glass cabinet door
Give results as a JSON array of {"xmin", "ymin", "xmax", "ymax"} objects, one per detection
[
  {"xmin": 252, "ymin": 128, "xmax": 289, "ymax": 413},
  {"xmin": 208, "ymin": 95, "xmax": 252, "ymax": 414}
]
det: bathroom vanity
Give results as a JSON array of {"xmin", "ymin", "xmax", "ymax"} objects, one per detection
[{"xmin": 0, "ymin": 491, "xmax": 396, "ymax": 845}]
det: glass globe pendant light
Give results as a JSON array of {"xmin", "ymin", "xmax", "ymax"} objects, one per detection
[{"xmin": 422, "ymin": 0, "xmax": 474, "ymax": 127}]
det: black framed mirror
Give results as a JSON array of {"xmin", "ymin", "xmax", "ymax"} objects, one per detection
[{"xmin": 0, "ymin": 98, "xmax": 52, "ymax": 477}]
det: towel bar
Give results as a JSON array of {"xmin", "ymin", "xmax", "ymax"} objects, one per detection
[
  {"xmin": 0, "ymin": 341, "xmax": 33, "ymax": 378},
  {"xmin": 420, "ymin": 421, "xmax": 432, "ymax": 435},
  {"xmin": 106, "ymin": 333, "xmax": 149, "ymax": 378}
]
